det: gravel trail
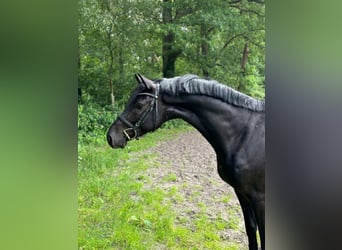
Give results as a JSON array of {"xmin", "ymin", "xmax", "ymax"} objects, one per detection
[{"xmin": 144, "ymin": 129, "xmax": 248, "ymax": 248}]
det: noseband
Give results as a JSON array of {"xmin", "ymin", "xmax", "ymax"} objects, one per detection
[{"xmin": 118, "ymin": 84, "xmax": 160, "ymax": 140}]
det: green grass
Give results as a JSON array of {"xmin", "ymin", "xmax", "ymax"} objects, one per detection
[
  {"xmin": 78, "ymin": 127, "xmax": 244, "ymax": 250},
  {"xmin": 162, "ymin": 173, "xmax": 178, "ymax": 182}
]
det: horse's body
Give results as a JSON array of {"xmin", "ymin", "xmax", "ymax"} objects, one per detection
[{"xmin": 107, "ymin": 74, "xmax": 265, "ymax": 250}]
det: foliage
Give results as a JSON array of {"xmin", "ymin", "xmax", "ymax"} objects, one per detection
[
  {"xmin": 79, "ymin": 0, "xmax": 265, "ymax": 108},
  {"xmin": 78, "ymin": 93, "xmax": 117, "ymax": 145}
]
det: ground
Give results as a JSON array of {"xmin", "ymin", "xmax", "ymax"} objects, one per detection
[
  {"xmin": 143, "ymin": 129, "xmax": 248, "ymax": 248},
  {"xmin": 79, "ymin": 128, "xmax": 250, "ymax": 249}
]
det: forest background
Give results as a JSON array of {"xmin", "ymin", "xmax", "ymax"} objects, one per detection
[{"xmin": 78, "ymin": 0, "xmax": 265, "ymax": 141}]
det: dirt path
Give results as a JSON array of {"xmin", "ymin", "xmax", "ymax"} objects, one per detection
[{"xmin": 144, "ymin": 129, "xmax": 248, "ymax": 248}]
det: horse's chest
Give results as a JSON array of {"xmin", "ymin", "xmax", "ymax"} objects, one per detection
[
  {"xmin": 217, "ymin": 154, "xmax": 250, "ymax": 188},
  {"xmin": 217, "ymin": 161, "xmax": 238, "ymax": 186}
]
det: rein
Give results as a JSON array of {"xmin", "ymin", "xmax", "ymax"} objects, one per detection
[{"xmin": 118, "ymin": 84, "xmax": 160, "ymax": 140}]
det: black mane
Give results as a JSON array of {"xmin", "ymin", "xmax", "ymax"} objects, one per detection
[{"xmin": 160, "ymin": 74, "xmax": 265, "ymax": 112}]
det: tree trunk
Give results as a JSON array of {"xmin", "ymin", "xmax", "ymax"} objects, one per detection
[
  {"xmin": 238, "ymin": 43, "xmax": 249, "ymax": 91},
  {"xmin": 110, "ymin": 78, "xmax": 114, "ymax": 109},
  {"xmin": 241, "ymin": 43, "xmax": 250, "ymax": 71},
  {"xmin": 107, "ymin": 26, "xmax": 115, "ymax": 109},
  {"xmin": 78, "ymin": 46, "xmax": 82, "ymax": 102},
  {"xmin": 162, "ymin": 0, "xmax": 181, "ymax": 78},
  {"xmin": 162, "ymin": 33, "xmax": 181, "ymax": 77},
  {"xmin": 200, "ymin": 25, "xmax": 210, "ymax": 78}
]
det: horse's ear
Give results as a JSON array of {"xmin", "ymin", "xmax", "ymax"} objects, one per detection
[
  {"xmin": 134, "ymin": 73, "xmax": 142, "ymax": 84},
  {"xmin": 134, "ymin": 73, "xmax": 156, "ymax": 90}
]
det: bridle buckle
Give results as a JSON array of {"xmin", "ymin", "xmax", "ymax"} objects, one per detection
[{"xmin": 122, "ymin": 128, "xmax": 138, "ymax": 141}]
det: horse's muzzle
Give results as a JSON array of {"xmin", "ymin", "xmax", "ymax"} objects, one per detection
[{"xmin": 106, "ymin": 132, "xmax": 127, "ymax": 149}]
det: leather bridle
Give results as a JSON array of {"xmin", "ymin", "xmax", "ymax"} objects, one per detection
[{"xmin": 118, "ymin": 84, "xmax": 160, "ymax": 140}]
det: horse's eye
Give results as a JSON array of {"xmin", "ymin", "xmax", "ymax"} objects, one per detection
[{"xmin": 135, "ymin": 103, "xmax": 143, "ymax": 110}]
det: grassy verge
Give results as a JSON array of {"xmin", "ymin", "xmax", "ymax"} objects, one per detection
[{"xmin": 78, "ymin": 127, "xmax": 243, "ymax": 249}]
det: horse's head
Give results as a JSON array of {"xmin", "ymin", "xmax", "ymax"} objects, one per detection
[{"xmin": 107, "ymin": 73, "xmax": 164, "ymax": 148}]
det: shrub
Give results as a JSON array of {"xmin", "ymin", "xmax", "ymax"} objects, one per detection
[{"xmin": 78, "ymin": 99, "xmax": 118, "ymax": 145}]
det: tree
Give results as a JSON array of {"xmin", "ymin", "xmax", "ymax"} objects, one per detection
[{"xmin": 78, "ymin": 0, "xmax": 265, "ymax": 107}]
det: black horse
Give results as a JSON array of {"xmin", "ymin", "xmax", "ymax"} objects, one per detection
[{"xmin": 107, "ymin": 74, "xmax": 265, "ymax": 250}]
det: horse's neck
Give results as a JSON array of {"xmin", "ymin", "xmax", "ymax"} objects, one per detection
[{"xmin": 163, "ymin": 95, "xmax": 252, "ymax": 154}]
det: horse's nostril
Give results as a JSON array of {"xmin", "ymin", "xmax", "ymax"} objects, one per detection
[{"xmin": 106, "ymin": 134, "xmax": 113, "ymax": 146}]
